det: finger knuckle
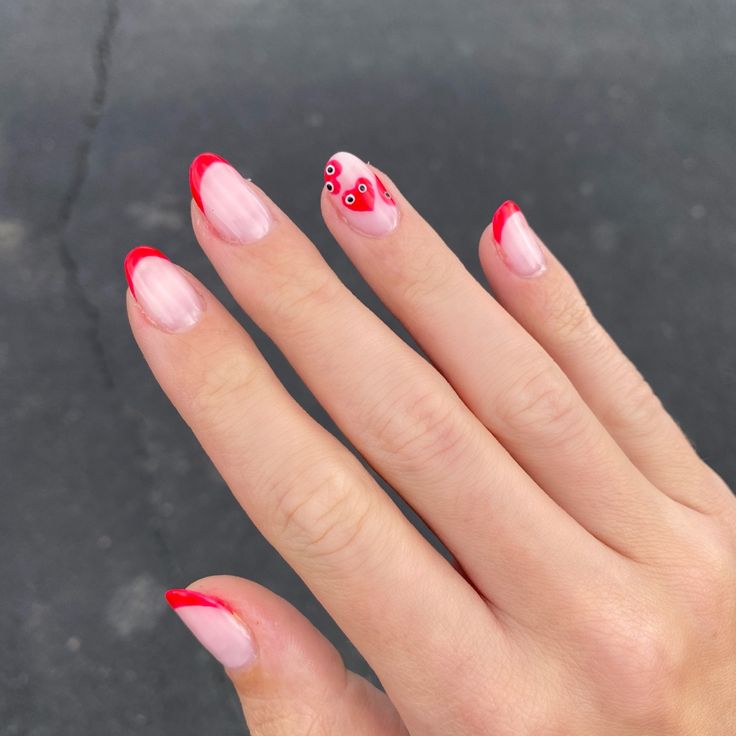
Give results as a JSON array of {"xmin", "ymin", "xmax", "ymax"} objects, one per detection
[
  {"xmin": 375, "ymin": 234, "xmax": 462, "ymax": 306},
  {"xmin": 272, "ymin": 464, "xmax": 372, "ymax": 564},
  {"xmin": 678, "ymin": 522, "xmax": 736, "ymax": 623},
  {"xmin": 187, "ymin": 344, "xmax": 262, "ymax": 422},
  {"xmin": 265, "ymin": 269, "xmax": 342, "ymax": 333},
  {"xmin": 369, "ymin": 382, "xmax": 467, "ymax": 471},
  {"xmin": 496, "ymin": 363, "xmax": 579, "ymax": 443},
  {"xmin": 399, "ymin": 254, "xmax": 458, "ymax": 306},
  {"xmin": 580, "ymin": 600, "xmax": 684, "ymax": 723},
  {"xmin": 544, "ymin": 283, "xmax": 598, "ymax": 346},
  {"xmin": 605, "ymin": 371, "xmax": 666, "ymax": 432}
]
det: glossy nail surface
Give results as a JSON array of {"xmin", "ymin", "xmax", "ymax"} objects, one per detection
[
  {"xmin": 125, "ymin": 246, "xmax": 204, "ymax": 332},
  {"xmin": 165, "ymin": 589, "xmax": 256, "ymax": 670},
  {"xmin": 491, "ymin": 201, "xmax": 547, "ymax": 278},
  {"xmin": 190, "ymin": 153, "xmax": 272, "ymax": 244},
  {"xmin": 323, "ymin": 151, "xmax": 399, "ymax": 237}
]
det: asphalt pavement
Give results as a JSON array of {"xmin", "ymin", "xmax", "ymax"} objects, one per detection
[{"xmin": 1, "ymin": 1, "xmax": 734, "ymax": 732}]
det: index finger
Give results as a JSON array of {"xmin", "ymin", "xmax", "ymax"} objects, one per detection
[{"xmin": 124, "ymin": 246, "xmax": 502, "ymax": 721}]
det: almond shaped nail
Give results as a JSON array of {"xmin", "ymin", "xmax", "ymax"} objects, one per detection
[
  {"xmin": 190, "ymin": 152, "xmax": 273, "ymax": 244},
  {"xmin": 165, "ymin": 589, "xmax": 256, "ymax": 670},
  {"xmin": 124, "ymin": 246, "xmax": 204, "ymax": 332},
  {"xmin": 323, "ymin": 151, "xmax": 399, "ymax": 237},
  {"xmin": 491, "ymin": 201, "xmax": 547, "ymax": 278}
]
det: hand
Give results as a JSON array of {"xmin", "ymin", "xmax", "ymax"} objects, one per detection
[{"xmin": 125, "ymin": 151, "xmax": 736, "ymax": 735}]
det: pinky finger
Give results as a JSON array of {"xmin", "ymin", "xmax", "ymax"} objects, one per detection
[
  {"xmin": 480, "ymin": 201, "xmax": 731, "ymax": 513},
  {"xmin": 166, "ymin": 575, "xmax": 406, "ymax": 736}
]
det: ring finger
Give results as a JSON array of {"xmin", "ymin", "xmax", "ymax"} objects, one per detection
[{"xmin": 318, "ymin": 152, "xmax": 690, "ymax": 560}]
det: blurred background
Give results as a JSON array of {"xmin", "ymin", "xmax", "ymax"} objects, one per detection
[{"xmin": 1, "ymin": 0, "xmax": 735, "ymax": 732}]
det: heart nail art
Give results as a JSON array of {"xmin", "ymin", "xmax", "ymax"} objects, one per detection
[
  {"xmin": 343, "ymin": 176, "xmax": 375, "ymax": 211},
  {"xmin": 324, "ymin": 159, "xmax": 343, "ymax": 195},
  {"xmin": 323, "ymin": 152, "xmax": 398, "ymax": 237}
]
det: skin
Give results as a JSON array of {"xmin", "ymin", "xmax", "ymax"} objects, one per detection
[{"xmin": 127, "ymin": 164, "xmax": 736, "ymax": 735}]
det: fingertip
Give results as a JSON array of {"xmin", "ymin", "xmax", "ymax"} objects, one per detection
[
  {"xmin": 491, "ymin": 200, "xmax": 521, "ymax": 245},
  {"xmin": 164, "ymin": 587, "xmax": 236, "ymax": 612},
  {"xmin": 174, "ymin": 575, "xmax": 348, "ymax": 686},
  {"xmin": 481, "ymin": 201, "xmax": 548, "ymax": 280},
  {"xmin": 189, "ymin": 152, "xmax": 230, "ymax": 211},
  {"xmin": 169, "ymin": 575, "xmax": 400, "ymax": 734},
  {"xmin": 124, "ymin": 245, "xmax": 169, "ymax": 298}
]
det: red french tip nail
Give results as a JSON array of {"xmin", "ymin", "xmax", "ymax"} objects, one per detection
[
  {"xmin": 492, "ymin": 200, "xmax": 521, "ymax": 244},
  {"xmin": 165, "ymin": 589, "xmax": 234, "ymax": 612},
  {"xmin": 189, "ymin": 152, "xmax": 229, "ymax": 211},
  {"xmin": 124, "ymin": 245, "xmax": 168, "ymax": 299}
]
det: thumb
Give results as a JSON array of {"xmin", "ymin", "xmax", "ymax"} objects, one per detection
[{"xmin": 165, "ymin": 575, "xmax": 406, "ymax": 736}]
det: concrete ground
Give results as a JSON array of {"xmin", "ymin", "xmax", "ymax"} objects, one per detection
[{"xmin": 1, "ymin": 0, "xmax": 735, "ymax": 732}]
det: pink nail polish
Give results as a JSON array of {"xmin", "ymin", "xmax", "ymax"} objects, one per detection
[
  {"xmin": 190, "ymin": 153, "xmax": 273, "ymax": 244},
  {"xmin": 124, "ymin": 246, "xmax": 204, "ymax": 333},
  {"xmin": 165, "ymin": 589, "xmax": 256, "ymax": 670},
  {"xmin": 323, "ymin": 151, "xmax": 399, "ymax": 237},
  {"xmin": 492, "ymin": 201, "xmax": 547, "ymax": 278}
]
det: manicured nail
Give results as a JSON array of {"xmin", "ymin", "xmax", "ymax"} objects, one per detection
[
  {"xmin": 323, "ymin": 151, "xmax": 399, "ymax": 237},
  {"xmin": 124, "ymin": 246, "xmax": 204, "ymax": 332},
  {"xmin": 165, "ymin": 589, "xmax": 256, "ymax": 670},
  {"xmin": 492, "ymin": 201, "xmax": 547, "ymax": 278},
  {"xmin": 190, "ymin": 153, "xmax": 273, "ymax": 244}
]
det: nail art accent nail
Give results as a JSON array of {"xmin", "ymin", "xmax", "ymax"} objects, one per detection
[
  {"xmin": 491, "ymin": 201, "xmax": 547, "ymax": 278},
  {"xmin": 124, "ymin": 246, "xmax": 204, "ymax": 332},
  {"xmin": 323, "ymin": 152, "xmax": 399, "ymax": 237},
  {"xmin": 165, "ymin": 589, "xmax": 256, "ymax": 670},
  {"xmin": 190, "ymin": 152, "xmax": 273, "ymax": 244}
]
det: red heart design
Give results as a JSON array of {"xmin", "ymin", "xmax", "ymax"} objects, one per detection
[
  {"xmin": 324, "ymin": 159, "xmax": 342, "ymax": 195},
  {"xmin": 343, "ymin": 176, "xmax": 375, "ymax": 212}
]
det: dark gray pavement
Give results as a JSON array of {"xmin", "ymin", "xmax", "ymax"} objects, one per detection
[{"xmin": 1, "ymin": 1, "xmax": 735, "ymax": 732}]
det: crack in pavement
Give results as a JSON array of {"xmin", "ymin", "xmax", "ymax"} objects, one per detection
[
  {"xmin": 52, "ymin": 0, "xmax": 199, "ymax": 604},
  {"xmin": 55, "ymin": 0, "xmax": 186, "ymax": 587},
  {"xmin": 56, "ymin": 0, "xmax": 120, "ymax": 389}
]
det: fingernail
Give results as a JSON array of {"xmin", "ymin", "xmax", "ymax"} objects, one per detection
[
  {"xmin": 491, "ymin": 201, "xmax": 547, "ymax": 278},
  {"xmin": 124, "ymin": 246, "xmax": 204, "ymax": 332},
  {"xmin": 190, "ymin": 152, "xmax": 273, "ymax": 244},
  {"xmin": 165, "ymin": 589, "xmax": 256, "ymax": 670},
  {"xmin": 323, "ymin": 151, "xmax": 399, "ymax": 237}
]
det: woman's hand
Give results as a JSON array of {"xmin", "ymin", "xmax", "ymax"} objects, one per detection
[{"xmin": 125, "ymin": 151, "xmax": 736, "ymax": 735}]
